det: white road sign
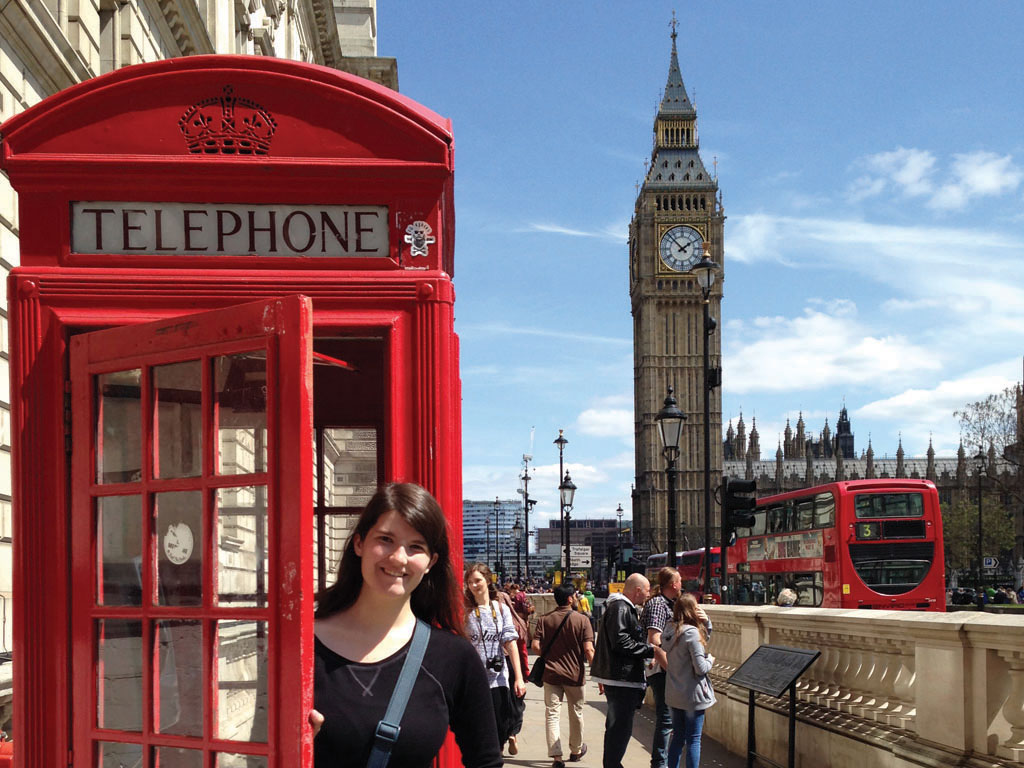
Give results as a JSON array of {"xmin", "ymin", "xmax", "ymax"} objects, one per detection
[{"xmin": 570, "ymin": 545, "xmax": 592, "ymax": 568}]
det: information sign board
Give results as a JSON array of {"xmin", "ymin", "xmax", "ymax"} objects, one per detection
[
  {"xmin": 570, "ymin": 545, "xmax": 592, "ymax": 568},
  {"xmin": 728, "ymin": 644, "xmax": 820, "ymax": 698}
]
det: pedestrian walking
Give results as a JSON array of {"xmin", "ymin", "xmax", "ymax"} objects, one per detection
[
  {"xmin": 591, "ymin": 573, "xmax": 667, "ymax": 768},
  {"xmin": 310, "ymin": 483, "xmax": 502, "ymax": 767},
  {"xmin": 532, "ymin": 584, "xmax": 596, "ymax": 768},
  {"xmin": 497, "ymin": 585, "xmax": 530, "ymax": 754},
  {"xmin": 465, "ymin": 562, "xmax": 527, "ymax": 755},
  {"xmin": 641, "ymin": 567, "xmax": 682, "ymax": 768},
  {"xmin": 663, "ymin": 593, "xmax": 716, "ymax": 768}
]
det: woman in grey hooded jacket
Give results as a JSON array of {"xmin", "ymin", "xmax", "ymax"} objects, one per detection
[{"xmin": 661, "ymin": 593, "xmax": 715, "ymax": 768}]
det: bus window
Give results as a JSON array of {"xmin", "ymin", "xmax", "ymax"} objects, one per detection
[
  {"xmin": 791, "ymin": 572, "xmax": 824, "ymax": 606},
  {"xmin": 814, "ymin": 492, "xmax": 835, "ymax": 528},
  {"xmin": 796, "ymin": 498, "xmax": 814, "ymax": 530},
  {"xmin": 767, "ymin": 504, "xmax": 786, "ymax": 533},
  {"xmin": 855, "ymin": 492, "xmax": 925, "ymax": 518}
]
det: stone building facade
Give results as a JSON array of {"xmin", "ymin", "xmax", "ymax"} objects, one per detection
[
  {"xmin": 0, "ymin": 0, "xmax": 393, "ymax": 737},
  {"xmin": 631, "ymin": 25, "xmax": 724, "ymax": 558}
]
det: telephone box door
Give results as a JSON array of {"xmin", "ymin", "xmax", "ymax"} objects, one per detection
[{"xmin": 69, "ymin": 295, "xmax": 314, "ymax": 768}]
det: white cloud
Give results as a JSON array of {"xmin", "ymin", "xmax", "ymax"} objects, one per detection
[
  {"xmin": 724, "ymin": 302, "xmax": 942, "ymax": 395},
  {"xmin": 854, "ymin": 361, "xmax": 1021, "ymax": 455},
  {"xmin": 577, "ymin": 407, "xmax": 633, "ymax": 439},
  {"xmin": 521, "ymin": 221, "xmax": 625, "ymax": 243},
  {"xmin": 929, "ymin": 151, "xmax": 1023, "ymax": 210},
  {"xmin": 852, "ymin": 147, "xmax": 937, "ymax": 200},
  {"xmin": 846, "ymin": 147, "xmax": 1021, "ymax": 210}
]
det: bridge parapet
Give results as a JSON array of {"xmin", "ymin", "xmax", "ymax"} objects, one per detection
[{"xmin": 704, "ymin": 606, "xmax": 1024, "ymax": 766}]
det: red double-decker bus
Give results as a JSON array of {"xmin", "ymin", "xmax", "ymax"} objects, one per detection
[
  {"xmin": 646, "ymin": 548, "xmax": 722, "ymax": 599},
  {"xmin": 727, "ymin": 479, "xmax": 945, "ymax": 611}
]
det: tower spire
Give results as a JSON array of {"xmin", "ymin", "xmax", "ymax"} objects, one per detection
[{"xmin": 660, "ymin": 16, "xmax": 695, "ymax": 117}]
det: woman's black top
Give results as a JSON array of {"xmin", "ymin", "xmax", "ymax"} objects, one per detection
[{"xmin": 314, "ymin": 625, "xmax": 502, "ymax": 767}]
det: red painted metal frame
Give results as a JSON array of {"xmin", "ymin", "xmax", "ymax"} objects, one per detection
[
  {"xmin": 70, "ymin": 295, "xmax": 313, "ymax": 766},
  {"xmin": 3, "ymin": 56, "xmax": 463, "ymax": 768}
]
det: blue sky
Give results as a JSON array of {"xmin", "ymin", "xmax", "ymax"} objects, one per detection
[{"xmin": 380, "ymin": 3, "xmax": 1024, "ymax": 537}]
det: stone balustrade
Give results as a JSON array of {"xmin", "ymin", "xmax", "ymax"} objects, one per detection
[{"xmin": 702, "ymin": 605, "xmax": 1024, "ymax": 766}]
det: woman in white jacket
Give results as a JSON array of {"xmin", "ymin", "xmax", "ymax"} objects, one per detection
[{"xmin": 661, "ymin": 592, "xmax": 715, "ymax": 768}]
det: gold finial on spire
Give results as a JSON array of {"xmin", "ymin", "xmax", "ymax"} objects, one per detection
[{"xmin": 670, "ymin": 10, "xmax": 678, "ymax": 41}]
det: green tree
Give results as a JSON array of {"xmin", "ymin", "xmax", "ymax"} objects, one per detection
[
  {"xmin": 941, "ymin": 495, "xmax": 1015, "ymax": 575},
  {"xmin": 955, "ymin": 384, "xmax": 1022, "ymax": 504}
]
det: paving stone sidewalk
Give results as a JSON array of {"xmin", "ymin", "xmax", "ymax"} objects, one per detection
[{"xmin": 503, "ymin": 657, "xmax": 745, "ymax": 768}]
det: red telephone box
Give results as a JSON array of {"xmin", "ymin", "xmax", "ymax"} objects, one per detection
[{"xmin": 1, "ymin": 56, "xmax": 461, "ymax": 768}]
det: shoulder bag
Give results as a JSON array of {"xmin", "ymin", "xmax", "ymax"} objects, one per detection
[
  {"xmin": 366, "ymin": 619, "xmax": 431, "ymax": 768},
  {"xmin": 528, "ymin": 610, "xmax": 573, "ymax": 687}
]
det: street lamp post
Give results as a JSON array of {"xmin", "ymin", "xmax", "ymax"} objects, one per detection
[
  {"xmin": 554, "ymin": 430, "xmax": 568, "ymax": 573},
  {"xmin": 520, "ymin": 455, "xmax": 536, "ymax": 581},
  {"xmin": 974, "ymin": 449, "xmax": 987, "ymax": 592},
  {"xmin": 560, "ymin": 472, "xmax": 577, "ymax": 575},
  {"xmin": 655, "ymin": 386, "xmax": 687, "ymax": 567},
  {"xmin": 512, "ymin": 517, "xmax": 523, "ymax": 580},
  {"xmin": 616, "ymin": 502, "xmax": 624, "ymax": 579},
  {"xmin": 694, "ymin": 251, "xmax": 720, "ymax": 598}
]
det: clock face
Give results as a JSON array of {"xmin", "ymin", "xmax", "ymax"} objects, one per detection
[
  {"xmin": 659, "ymin": 225, "xmax": 703, "ymax": 272},
  {"xmin": 163, "ymin": 523, "xmax": 194, "ymax": 565}
]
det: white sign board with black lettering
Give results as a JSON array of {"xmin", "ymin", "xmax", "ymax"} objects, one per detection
[
  {"xmin": 71, "ymin": 202, "xmax": 389, "ymax": 257},
  {"xmin": 570, "ymin": 545, "xmax": 592, "ymax": 569}
]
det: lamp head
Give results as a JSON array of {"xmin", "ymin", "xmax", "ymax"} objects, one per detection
[
  {"xmin": 655, "ymin": 385, "xmax": 687, "ymax": 451},
  {"xmin": 559, "ymin": 471, "xmax": 577, "ymax": 508}
]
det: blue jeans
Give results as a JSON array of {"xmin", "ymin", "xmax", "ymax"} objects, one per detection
[
  {"xmin": 667, "ymin": 708, "xmax": 705, "ymax": 768},
  {"xmin": 603, "ymin": 685, "xmax": 645, "ymax": 768},
  {"xmin": 647, "ymin": 673, "xmax": 672, "ymax": 768}
]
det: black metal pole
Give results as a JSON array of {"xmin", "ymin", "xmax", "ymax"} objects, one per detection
[
  {"xmin": 522, "ymin": 460, "xmax": 532, "ymax": 581},
  {"xmin": 703, "ymin": 298, "xmax": 713, "ymax": 596},
  {"xmin": 486, "ymin": 516, "xmax": 491, "ymax": 568},
  {"xmin": 977, "ymin": 468, "xmax": 983, "ymax": 591},
  {"xmin": 667, "ymin": 451, "xmax": 678, "ymax": 568}
]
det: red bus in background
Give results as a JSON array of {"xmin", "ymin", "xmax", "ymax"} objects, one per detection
[
  {"xmin": 646, "ymin": 548, "xmax": 722, "ymax": 601},
  {"xmin": 727, "ymin": 479, "xmax": 945, "ymax": 611}
]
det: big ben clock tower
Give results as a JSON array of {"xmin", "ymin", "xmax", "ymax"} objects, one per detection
[{"xmin": 630, "ymin": 22, "xmax": 723, "ymax": 558}]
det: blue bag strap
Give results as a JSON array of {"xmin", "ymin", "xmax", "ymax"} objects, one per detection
[{"xmin": 366, "ymin": 619, "xmax": 431, "ymax": 768}]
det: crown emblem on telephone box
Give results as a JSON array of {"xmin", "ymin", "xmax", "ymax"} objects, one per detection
[{"xmin": 178, "ymin": 86, "xmax": 277, "ymax": 155}]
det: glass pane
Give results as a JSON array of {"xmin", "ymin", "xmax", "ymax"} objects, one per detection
[
  {"xmin": 814, "ymin": 492, "xmax": 836, "ymax": 527},
  {"xmin": 156, "ymin": 620, "xmax": 203, "ymax": 737},
  {"xmin": 217, "ymin": 486, "xmax": 268, "ymax": 607},
  {"xmin": 217, "ymin": 620, "xmax": 268, "ymax": 743},
  {"xmin": 217, "ymin": 754, "xmax": 268, "ymax": 768},
  {"xmin": 316, "ymin": 514, "xmax": 355, "ymax": 592},
  {"xmin": 97, "ymin": 369, "xmax": 141, "ymax": 484},
  {"xmin": 322, "ymin": 428, "xmax": 377, "ymax": 506},
  {"xmin": 216, "ymin": 353, "xmax": 267, "ymax": 476},
  {"xmin": 155, "ymin": 746, "xmax": 204, "ymax": 768},
  {"xmin": 99, "ymin": 741, "xmax": 143, "ymax": 768},
  {"xmin": 155, "ymin": 360, "xmax": 202, "ymax": 479},
  {"xmin": 98, "ymin": 496, "xmax": 142, "ymax": 606},
  {"xmin": 157, "ymin": 491, "xmax": 203, "ymax": 606},
  {"xmin": 97, "ymin": 619, "xmax": 142, "ymax": 731}
]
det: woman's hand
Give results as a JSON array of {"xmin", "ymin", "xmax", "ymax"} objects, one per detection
[
  {"xmin": 695, "ymin": 606, "xmax": 709, "ymax": 624},
  {"xmin": 513, "ymin": 678, "xmax": 527, "ymax": 698},
  {"xmin": 707, "ymin": 654, "xmax": 716, "ymax": 666},
  {"xmin": 309, "ymin": 709, "xmax": 324, "ymax": 737}
]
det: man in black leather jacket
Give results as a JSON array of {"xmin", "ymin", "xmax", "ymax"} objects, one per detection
[{"xmin": 590, "ymin": 573, "xmax": 667, "ymax": 768}]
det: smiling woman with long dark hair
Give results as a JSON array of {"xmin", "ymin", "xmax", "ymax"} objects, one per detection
[{"xmin": 309, "ymin": 483, "xmax": 502, "ymax": 767}]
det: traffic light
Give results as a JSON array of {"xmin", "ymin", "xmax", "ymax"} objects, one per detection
[{"xmin": 723, "ymin": 477, "xmax": 757, "ymax": 542}]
